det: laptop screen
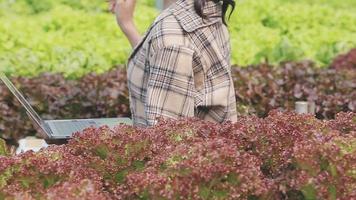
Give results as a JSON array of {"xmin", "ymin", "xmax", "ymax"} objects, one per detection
[{"xmin": 0, "ymin": 73, "xmax": 44, "ymax": 128}]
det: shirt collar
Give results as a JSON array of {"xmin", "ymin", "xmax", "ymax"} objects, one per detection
[{"xmin": 169, "ymin": 0, "xmax": 223, "ymax": 32}]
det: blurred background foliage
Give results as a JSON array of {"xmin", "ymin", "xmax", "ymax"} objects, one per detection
[{"xmin": 0, "ymin": 0, "xmax": 355, "ymax": 78}]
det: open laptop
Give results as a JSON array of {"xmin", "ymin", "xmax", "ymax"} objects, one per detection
[{"xmin": 0, "ymin": 73, "xmax": 132, "ymax": 140}]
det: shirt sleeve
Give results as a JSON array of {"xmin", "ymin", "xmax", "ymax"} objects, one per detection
[{"xmin": 145, "ymin": 45, "xmax": 196, "ymax": 126}]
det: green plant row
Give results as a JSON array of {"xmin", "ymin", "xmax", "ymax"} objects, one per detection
[
  {"xmin": 0, "ymin": 0, "xmax": 355, "ymax": 78},
  {"xmin": 0, "ymin": 0, "xmax": 157, "ymax": 79},
  {"xmin": 232, "ymin": 0, "xmax": 356, "ymax": 65}
]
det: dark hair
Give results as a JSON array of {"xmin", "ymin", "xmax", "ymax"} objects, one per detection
[{"xmin": 194, "ymin": 0, "xmax": 235, "ymax": 25}]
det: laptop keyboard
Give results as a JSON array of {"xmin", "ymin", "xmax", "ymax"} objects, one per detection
[{"xmin": 52, "ymin": 121, "xmax": 98, "ymax": 135}]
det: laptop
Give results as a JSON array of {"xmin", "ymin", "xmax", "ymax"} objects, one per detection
[{"xmin": 0, "ymin": 73, "xmax": 132, "ymax": 140}]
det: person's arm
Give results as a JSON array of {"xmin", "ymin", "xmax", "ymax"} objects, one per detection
[
  {"xmin": 109, "ymin": 0, "xmax": 142, "ymax": 48},
  {"xmin": 145, "ymin": 45, "xmax": 196, "ymax": 126}
]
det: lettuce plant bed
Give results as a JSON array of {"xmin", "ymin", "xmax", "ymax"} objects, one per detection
[
  {"xmin": 0, "ymin": 111, "xmax": 355, "ymax": 199},
  {"xmin": 1, "ymin": 57, "xmax": 355, "ymax": 142},
  {"xmin": 1, "ymin": 0, "xmax": 356, "ymax": 78}
]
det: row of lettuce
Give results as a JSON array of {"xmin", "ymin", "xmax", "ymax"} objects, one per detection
[
  {"xmin": 0, "ymin": 49, "xmax": 355, "ymax": 142},
  {"xmin": 0, "ymin": 0, "xmax": 355, "ymax": 78},
  {"xmin": 0, "ymin": 111, "xmax": 355, "ymax": 199}
]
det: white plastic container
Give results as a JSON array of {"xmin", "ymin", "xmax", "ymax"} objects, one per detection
[
  {"xmin": 16, "ymin": 136, "xmax": 48, "ymax": 155},
  {"xmin": 295, "ymin": 101, "xmax": 309, "ymax": 114},
  {"xmin": 295, "ymin": 101, "xmax": 316, "ymax": 115}
]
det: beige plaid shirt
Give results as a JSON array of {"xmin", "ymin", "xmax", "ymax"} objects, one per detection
[{"xmin": 126, "ymin": 0, "xmax": 238, "ymax": 127}]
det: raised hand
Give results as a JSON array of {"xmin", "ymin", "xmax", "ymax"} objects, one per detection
[
  {"xmin": 109, "ymin": 0, "xmax": 136, "ymax": 26},
  {"xmin": 108, "ymin": 0, "xmax": 141, "ymax": 48}
]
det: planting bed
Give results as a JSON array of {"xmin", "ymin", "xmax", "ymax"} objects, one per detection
[
  {"xmin": 0, "ymin": 111, "xmax": 355, "ymax": 199},
  {"xmin": 1, "ymin": 50, "xmax": 355, "ymax": 142},
  {"xmin": 1, "ymin": 0, "xmax": 355, "ymax": 77}
]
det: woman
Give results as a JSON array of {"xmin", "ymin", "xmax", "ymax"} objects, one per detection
[{"xmin": 110, "ymin": 0, "xmax": 237, "ymax": 127}]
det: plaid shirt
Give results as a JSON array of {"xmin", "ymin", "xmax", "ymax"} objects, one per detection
[{"xmin": 126, "ymin": 0, "xmax": 238, "ymax": 127}]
